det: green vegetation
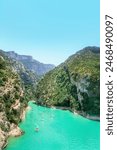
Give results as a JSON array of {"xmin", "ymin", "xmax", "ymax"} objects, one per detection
[
  {"xmin": 0, "ymin": 49, "xmax": 53, "ymax": 149},
  {"xmin": 0, "ymin": 51, "xmax": 32, "ymax": 126},
  {"xmin": 0, "ymin": 46, "xmax": 100, "ymax": 149},
  {"xmin": 36, "ymin": 47, "xmax": 100, "ymax": 116}
]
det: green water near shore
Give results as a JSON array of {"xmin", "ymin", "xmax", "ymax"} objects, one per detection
[{"xmin": 5, "ymin": 102, "xmax": 100, "ymax": 150}]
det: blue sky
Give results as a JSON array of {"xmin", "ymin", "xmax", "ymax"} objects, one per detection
[{"xmin": 0, "ymin": 0, "xmax": 100, "ymax": 65}]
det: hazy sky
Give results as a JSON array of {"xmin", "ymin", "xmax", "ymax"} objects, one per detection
[{"xmin": 0, "ymin": 0, "xmax": 100, "ymax": 65}]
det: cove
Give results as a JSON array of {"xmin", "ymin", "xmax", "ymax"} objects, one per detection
[{"xmin": 5, "ymin": 102, "xmax": 100, "ymax": 150}]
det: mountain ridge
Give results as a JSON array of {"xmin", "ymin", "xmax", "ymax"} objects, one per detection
[
  {"xmin": 36, "ymin": 46, "xmax": 100, "ymax": 119},
  {"xmin": 0, "ymin": 48, "xmax": 55, "ymax": 149},
  {"xmin": 0, "ymin": 46, "xmax": 100, "ymax": 150},
  {"xmin": 5, "ymin": 51, "xmax": 55, "ymax": 76}
]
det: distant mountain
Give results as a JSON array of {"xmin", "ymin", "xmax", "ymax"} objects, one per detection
[
  {"xmin": 36, "ymin": 46, "xmax": 100, "ymax": 120},
  {"xmin": 0, "ymin": 49, "xmax": 54, "ymax": 149},
  {"xmin": 6, "ymin": 51, "xmax": 55, "ymax": 76},
  {"xmin": 0, "ymin": 46, "xmax": 100, "ymax": 149},
  {"xmin": 0, "ymin": 50, "xmax": 39, "ymax": 88}
]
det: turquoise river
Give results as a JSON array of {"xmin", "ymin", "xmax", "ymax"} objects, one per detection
[{"xmin": 5, "ymin": 102, "xmax": 100, "ymax": 150}]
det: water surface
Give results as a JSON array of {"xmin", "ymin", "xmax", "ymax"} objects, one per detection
[{"xmin": 5, "ymin": 102, "xmax": 100, "ymax": 150}]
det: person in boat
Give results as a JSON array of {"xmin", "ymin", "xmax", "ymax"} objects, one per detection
[{"xmin": 35, "ymin": 127, "xmax": 39, "ymax": 132}]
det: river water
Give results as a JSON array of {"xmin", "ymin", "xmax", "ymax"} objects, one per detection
[{"xmin": 5, "ymin": 102, "xmax": 100, "ymax": 150}]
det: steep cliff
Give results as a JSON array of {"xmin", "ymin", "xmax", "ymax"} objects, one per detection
[
  {"xmin": 6, "ymin": 51, "xmax": 55, "ymax": 76},
  {"xmin": 0, "ymin": 51, "xmax": 29, "ymax": 149},
  {"xmin": 36, "ymin": 47, "xmax": 100, "ymax": 119}
]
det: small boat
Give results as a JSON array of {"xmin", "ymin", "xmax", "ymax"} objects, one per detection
[{"xmin": 35, "ymin": 127, "xmax": 39, "ymax": 132}]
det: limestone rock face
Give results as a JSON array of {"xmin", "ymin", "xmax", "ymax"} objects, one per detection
[
  {"xmin": 0, "ymin": 112, "xmax": 9, "ymax": 149},
  {"xmin": 6, "ymin": 51, "xmax": 55, "ymax": 76},
  {"xmin": 36, "ymin": 46, "xmax": 100, "ymax": 118},
  {"xmin": 9, "ymin": 124, "xmax": 23, "ymax": 137},
  {"xmin": 0, "ymin": 51, "xmax": 28, "ymax": 149}
]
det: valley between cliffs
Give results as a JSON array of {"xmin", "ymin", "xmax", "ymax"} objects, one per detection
[{"xmin": 0, "ymin": 46, "xmax": 100, "ymax": 149}]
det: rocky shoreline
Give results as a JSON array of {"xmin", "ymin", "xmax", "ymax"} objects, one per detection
[
  {"xmin": 1, "ymin": 102, "xmax": 99, "ymax": 149},
  {"xmin": 80, "ymin": 113, "xmax": 100, "ymax": 121},
  {"xmin": 52, "ymin": 106, "xmax": 100, "ymax": 121},
  {"xmin": 8, "ymin": 124, "xmax": 25, "ymax": 138},
  {"xmin": 35, "ymin": 102, "xmax": 100, "ymax": 121},
  {"xmin": 0, "ymin": 106, "xmax": 31, "ymax": 150}
]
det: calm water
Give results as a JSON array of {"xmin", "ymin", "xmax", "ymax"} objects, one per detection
[{"xmin": 5, "ymin": 102, "xmax": 100, "ymax": 150}]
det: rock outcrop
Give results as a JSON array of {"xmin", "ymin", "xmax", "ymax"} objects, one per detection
[
  {"xmin": 36, "ymin": 46, "xmax": 100, "ymax": 119},
  {"xmin": 6, "ymin": 51, "xmax": 55, "ymax": 76},
  {"xmin": 0, "ymin": 51, "xmax": 29, "ymax": 149}
]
